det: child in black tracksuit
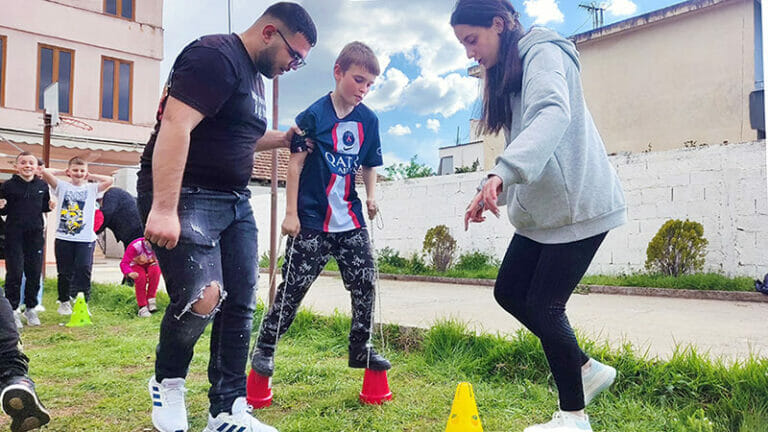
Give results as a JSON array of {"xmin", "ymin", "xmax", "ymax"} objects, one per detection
[{"xmin": 0, "ymin": 152, "xmax": 53, "ymax": 328}]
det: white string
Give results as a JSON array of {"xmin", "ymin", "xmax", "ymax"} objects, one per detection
[
  {"xmin": 366, "ymin": 208, "xmax": 386, "ymax": 367},
  {"xmin": 274, "ymin": 235, "xmax": 295, "ymax": 352},
  {"xmin": 256, "ymin": 233, "xmax": 293, "ymax": 357}
]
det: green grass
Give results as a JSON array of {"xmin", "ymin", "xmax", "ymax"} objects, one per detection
[
  {"xmin": 4, "ymin": 280, "xmax": 767, "ymax": 431},
  {"xmin": 580, "ymin": 273, "xmax": 755, "ymax": 292}
]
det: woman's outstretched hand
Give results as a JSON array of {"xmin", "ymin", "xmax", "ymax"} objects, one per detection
[{"xmin": 464, "ymin": 175, "xmax": 503, "ymax": 230}]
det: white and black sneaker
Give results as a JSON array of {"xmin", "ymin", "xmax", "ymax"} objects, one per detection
[
  {"xmin": 1, "ymin": 376, "xmax": 50, "ymax": 432},
  {"xmin": 202, "ymin": 397, "xmax": 278, "ymax": 432},
  {"xmin": 148, "ymin": 376, "xmax": 188, "ymax": 432}
]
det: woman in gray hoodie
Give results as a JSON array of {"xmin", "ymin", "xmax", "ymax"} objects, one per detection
[{"xmin": 451, "ymin": 1, "xmax": 627, "ymax": 431}]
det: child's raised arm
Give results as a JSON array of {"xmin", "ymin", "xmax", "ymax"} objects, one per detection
[
  {"xmin": 40, "ymin": 168, "xmax": 62, "ymax": 189},
  {"xmin": 87, "ymin": 173, "xmax": 114, "ymax": 192}
]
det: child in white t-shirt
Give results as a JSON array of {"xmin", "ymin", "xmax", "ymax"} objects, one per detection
[{"xmin": 41, "ymin": 157, "xmax": 113, "ymax": 314}]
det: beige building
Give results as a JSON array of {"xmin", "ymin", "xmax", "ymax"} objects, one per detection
[
  {"xmin": 0, "ymin": 0, "xmax": 163, "ymax": 261},
  {"xmin": 0, "ymin": 0, "xmax": 163, "ymax": 170},
  {"xmin": 438, "ymin": 119, "xmax": 504, "ymax": 174},
  {"xmin": 574, "ymin": 0, "xmax": 762, "ymax": 153},
  {"xmin": 458, "ymin": 0, "xmax": 763, "ymax": 164}
]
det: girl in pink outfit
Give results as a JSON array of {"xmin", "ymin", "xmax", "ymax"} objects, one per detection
[{"xmin": 120, "ymin": 237, "xmax": 161, "ymax": 317}]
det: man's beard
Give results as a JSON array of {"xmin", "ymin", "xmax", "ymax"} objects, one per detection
[{"xmin": 255, "ymin": 45, "xmax": 280, "ymax": 79}]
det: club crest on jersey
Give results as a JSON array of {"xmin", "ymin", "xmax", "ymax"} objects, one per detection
[
  {"xmin": 342, "ymin": 131, "xmax": 356, "ymax": 150},
  {"xmin": 333, "ymin": 121, "xmax": 362, "ymax": 155}
]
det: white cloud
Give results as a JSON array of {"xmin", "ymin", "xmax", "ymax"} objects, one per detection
[
  {"xmin": 605, "ymin": 0, "xmax": 637, "ymax": 17},
  {"xmin": 387, "ymin": 124, "xmax": 412, "ymax": 136},
  {"xmin": 381, "ymin": 152, "xmax": 408, "ymax": 170},
  {"xmin": 365, "ymin": 68, "xmax": 409, "ymax": 112},
  {"xmin": 523, "ymin": 0, "xmax": 565, "ymax": 25},
  {"xmin": 400, "ymin": 73, "xmax": 480, "ymax": 118},
  {"xmin": 415, "ymin": 123, "xmax": 422, "ymax": 128},
  {"xmin": 163, "ymin": 0, "xmax": 479, "ymax": 125},
  {"xmin": 426, "ymin": 119, "xmax": 440, "ymax": 133}
]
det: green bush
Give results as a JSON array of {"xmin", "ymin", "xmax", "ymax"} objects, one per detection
[
  {"xmin": 646, "ymin": 219, "xmax": 709, "ymax": 276},
  {"xmin": 423, "ymin": 225, "xmax": 457, "ymax": 272},
  {"xmin": 406, "ymin": 252, "xmax": 429, "ymax": 274},
  {"xmin": 377, "ymin": 246, "xmax": 408, "ymax": 268},
  {"xmin": 454, "ymin": 250, "xmax": 499, "ymax": 271},
  {"xmin": 259, "ymin": 251, "xmax": 284, "ymax": 268}
]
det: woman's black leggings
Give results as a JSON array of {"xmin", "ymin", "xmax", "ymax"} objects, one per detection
[{"xmin": 494, "ymin": 232, "xmax": 607, "ymax": 411}]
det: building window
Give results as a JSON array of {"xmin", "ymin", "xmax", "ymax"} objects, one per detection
[
  {"xmin": 37, "ymin": 44, "xmax": 74, "ymax": 114},
  {"xmin": 100, "ymin": 57, "xmax": 132, "ymax": 122},
  {"xmin": 0, "ymin": 36, "xmax": 6, "ymax": 107},
  {"xmin": 105, "ymin": 0, "xmax": 134, "ymax": 20},
  {"xmin": 438, "ymin": 156, "xmax": 454, "ymax": 176}
]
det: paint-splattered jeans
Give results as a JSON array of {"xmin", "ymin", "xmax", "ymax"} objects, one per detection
[{"xmin": 138, "ymin": 186, "xmax": 258, "ymax": 416}]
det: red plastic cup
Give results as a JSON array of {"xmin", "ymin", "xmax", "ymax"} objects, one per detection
[
  {"xmin": 246, "ymin": 369, "xmax": 273, "ymax": 409},
  {"xmin": 359, "ymin": 369, "xmax": 393, "ymax": 405}
]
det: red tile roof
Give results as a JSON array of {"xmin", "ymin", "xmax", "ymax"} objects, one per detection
[{"xmin": 251, "ymin": 149, "xmax": 374, "ymax": 185}]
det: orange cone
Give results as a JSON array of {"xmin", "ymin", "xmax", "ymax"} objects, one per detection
[
  {"xmin": 246, "ymin": 369, "xmax": 273, "ymax": 409},
  {"xmin": 359, "ymin": 369, "xmax": 393, "ymax": 405}
]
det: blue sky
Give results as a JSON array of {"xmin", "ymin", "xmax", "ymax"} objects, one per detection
[{"xmin": 162, "ymin": 0, "xmax": 684, "ymax": 170}]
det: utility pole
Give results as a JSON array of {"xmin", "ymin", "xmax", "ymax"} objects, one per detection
[
  {"xmin": 579, "ymin": 2, "xmax": 605, "ymax": 29},
  {"xmin": 227, "ymin": 0, "xmax": 232, "ymax": 33}
]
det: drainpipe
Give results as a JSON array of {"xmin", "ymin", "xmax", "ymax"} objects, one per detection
[{"xmin": 749, "ymin": 0, "xmax": 764, "ymax": 138}]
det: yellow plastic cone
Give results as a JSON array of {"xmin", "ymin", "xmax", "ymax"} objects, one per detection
[
  {"xmin": 66, "ymin": 292, "xmax": 92, "ymax": 327},
  {"xmin": 445, "ymin": 382, "xmax": 483, "ymax": 432}
]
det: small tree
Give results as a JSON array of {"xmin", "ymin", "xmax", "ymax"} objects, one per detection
[
  {"xmin": 645, "ymin": 219, "xmax": 708, "ymax": 276},
  {"xmin": 423, "ymin": 225, "xmax": 457, "ymax": 272},
  {"xmin": 384, "ymin": 155, "xmax": 435, "ymax": 179},
  {"xmin": 455, "ymin": 159, "xmax": 480, "ymax": 174}
]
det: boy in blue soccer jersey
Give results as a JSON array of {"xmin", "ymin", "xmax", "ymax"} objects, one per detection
[{"xmin": 251, "ymin": 41, "xmax": 390, "ymax": 376}]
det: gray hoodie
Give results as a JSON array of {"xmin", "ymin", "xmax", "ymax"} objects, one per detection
[{"xmin": 488, "ymin": 27, "xmax": 626, "ymax": 244}]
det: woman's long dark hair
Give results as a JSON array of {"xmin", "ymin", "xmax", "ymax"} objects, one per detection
[{"xmin": 451, "ymin": 0, "xmax": 525, "ymax": 135}]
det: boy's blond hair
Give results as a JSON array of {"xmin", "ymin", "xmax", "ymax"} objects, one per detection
[
  {"xmin": 335, "ymin": 41, "xmax": 380, "ymax": 76},
  {"xmin": 68, "ymin": 156, "xmax": 87, "ymax": 167}
]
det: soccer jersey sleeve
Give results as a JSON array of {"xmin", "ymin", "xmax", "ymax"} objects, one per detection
[
  {"xmin": 168, "ymin": 46, "xmax": 238, "ymax": 118},
  {"xmin": 361, "ymin": 117, "xmax": 383, "ymax": 167}
]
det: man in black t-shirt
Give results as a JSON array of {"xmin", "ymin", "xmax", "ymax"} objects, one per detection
[{"xmin": 136, "ymin": 3, "xmax": 316, "ymax": 432}]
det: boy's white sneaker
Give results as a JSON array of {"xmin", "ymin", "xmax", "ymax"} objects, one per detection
[
  {"xmin": 148, "ymin": 376, "xmax": 188, "ymax": 432},
  {"xmin": 138, "ymin": 306, "xmax": 151, "ymax": 318},
  {"xmin": 56, "ymin": 301, "xmax": 72, "ymax": 315},
  {"xmin": 524, "ymin": 411, "xmax": 593, "ymax": 432},
  {"xmin": 13, "ymin": 310, "xmax": 23, "ymax": 330},
  {"xmin": 202, "ymin": 397, "xmax": 278, "ymax": 432},
  {"xmin": 582, "ymin": 359, "xmax": 616, "ymax": 405},
  {"xmin": 23, "ymin": 309, "xmax": 41, "ymax": 326}
]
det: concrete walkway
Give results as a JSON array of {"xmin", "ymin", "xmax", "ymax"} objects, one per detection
[{"xmin": 86, "ymin": 259, "xmax": 768, "ymax": 363}]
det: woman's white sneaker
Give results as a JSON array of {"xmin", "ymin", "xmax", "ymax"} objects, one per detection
[
  {"xmin": 582, "ymin": 359, "xmax": 616, "ymax": 405},
  {"xmin": 524, "ymin": 411, "xmax": 593, "ymax": 432},
  {"xmin": 148, "ymin": 376, "xmax": 188, "ymax": 432},
  {"xmin": 202, "ymin": 397, "xmax": 277, "ymax": 432}
]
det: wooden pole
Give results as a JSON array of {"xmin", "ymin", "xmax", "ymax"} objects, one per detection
[
  {"xmin": 268, "ymin": 77, "xmax": 279, "ymax": 305},
  {"xmin": 41, "ymin": 113, "xmax": 52, "ymax": 280}
]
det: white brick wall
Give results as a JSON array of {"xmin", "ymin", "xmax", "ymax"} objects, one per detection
[{"xmin": 197, "ymin": 140, "xmax": 766, "ymax": 278}]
